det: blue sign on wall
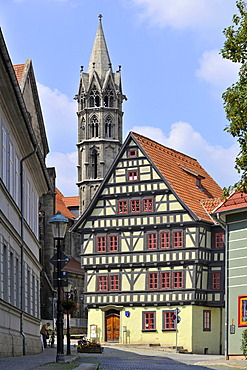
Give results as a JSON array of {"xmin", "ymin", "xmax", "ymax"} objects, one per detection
[{"xmin": 125, "ymin": 311, "xmax": 130, "ymax": 317}]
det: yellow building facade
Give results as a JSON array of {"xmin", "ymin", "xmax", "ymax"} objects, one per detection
[{"xmin": 73, "ymin": 132, "xmax": 225, "ymax": 354}]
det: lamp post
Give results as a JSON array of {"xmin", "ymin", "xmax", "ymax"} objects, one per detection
[
  {"xmin": 49, "ymin": 211, "xmax": 68, "ymax": 363},
  {"xmin": 64, "ymin": 281, "xmax": 73, "ymax": 355}
]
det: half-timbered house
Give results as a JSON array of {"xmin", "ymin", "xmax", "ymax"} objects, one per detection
[{"xmin": 72, "ymin": 131, "xmax": 225, "ymax": 354}]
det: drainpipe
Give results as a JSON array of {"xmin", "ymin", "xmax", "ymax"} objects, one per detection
[
  {"xmin": 20, "ymin": 144, "xmax": 38, "ymax": 355},
  {"xmin": 215, "ymin": 213, "xmax": 228, "ymax": 358}
]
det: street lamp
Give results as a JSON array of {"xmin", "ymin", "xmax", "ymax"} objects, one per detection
[
  {"xmin": 49, "ymin": 211, "xmax": 68, "ymax": 363},
  {"xmin": 64, "ymin": 281, "xmax": 73, "ymax": 355}
]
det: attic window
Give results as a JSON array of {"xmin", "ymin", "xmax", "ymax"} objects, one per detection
[
  {"xmin": 181, "ymin": 165, "xmax": 205, "ymax": 191},
  {"xmin": 196, "ymin": 177, "xmax": 204, "ymax": 191},
  {"xmin": 128, "ymin": 149, "xmax": 137, "ymax": 158}
]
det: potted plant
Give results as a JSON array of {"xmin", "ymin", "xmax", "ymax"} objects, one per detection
[{"xmin": 61, "ymin": 299, "xmax": 77, "ymax": 311}]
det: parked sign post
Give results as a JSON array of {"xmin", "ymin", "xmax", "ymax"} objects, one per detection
[{"xmin": 173, "ymin": 308, "xmax": 181, "ymax": 353}]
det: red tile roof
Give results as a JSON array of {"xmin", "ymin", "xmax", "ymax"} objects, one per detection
[
  {"xmin": 63, "ymin": 196, "xmax": 79, "ymax": 208},
  {"xmin": 56, "ymin": 188, "xmax": 76, "ymax": 219},
  {"xmin": 213, "ymin": 192, "xmax": 247, "ymax": 214},
  {"xmin": 132, "ymin": 132, "xmax": 223, "ymax": 222},
  {"xmin": 63, "ymin": 256, "xmax": 84, "ymax": 274},
  {"xmin": 13, "ymin": 63, "xmax": 25, "ymax": 84}
]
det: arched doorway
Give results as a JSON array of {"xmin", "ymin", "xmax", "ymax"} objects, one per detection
[{"xmin": 105, "ymin": 309, "xmax": 120, "ymax": 342}]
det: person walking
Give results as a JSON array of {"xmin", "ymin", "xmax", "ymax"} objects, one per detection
[{"xmin": 40, "ymin": 322, "xmax": 50, "ymax": 348}]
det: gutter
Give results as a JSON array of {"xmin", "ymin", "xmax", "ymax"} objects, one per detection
[
  {"xmin": 214, "ymin": 212, "xmax": 228, "ymax": 358},
  {"xmin": 20, "ymin": 145, "xmax": 38, "ymax": 355}
]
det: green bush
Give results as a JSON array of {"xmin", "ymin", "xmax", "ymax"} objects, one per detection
[{"xmin": 241, "ymin": 328, "xmax": 247, "ymax": 357}]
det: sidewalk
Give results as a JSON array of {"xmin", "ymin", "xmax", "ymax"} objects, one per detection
[{"xmin": 0, "ymin": 347, "xmax": 98, "ymax": 370}]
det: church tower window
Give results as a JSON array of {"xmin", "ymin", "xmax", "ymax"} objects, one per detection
[
  {"xmin": 91, "ymin": 115, "xmax": 99, "ymax": 138},
  {"xmin": 92, "ymin": 149, "xmax": 98, "ymax": 179},
  {"xmin": 105, "ymin": 116, "xmax": 112, "ymax": 138},
  {"xmin": 90, "ymin": 85, "xmax": 100, "ymax": 107},
  {"xmin": 104, "ymin": 85, "xmax": 114, "ymax": 107}
]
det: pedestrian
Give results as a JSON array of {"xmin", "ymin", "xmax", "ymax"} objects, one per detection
[
  {"xmin": 50, "ymin": 331, "xmax": 55, "ymax": 348},
  {"xmin": 40, "ymin": 322, "xmax": 50, "ymax": 348}
]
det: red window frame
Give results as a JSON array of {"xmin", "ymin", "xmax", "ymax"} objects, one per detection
[
  {"xmin": 172, "ymin": 271, "xmax": 183, "ymax": 289},
  {"xmin": 212, "ymin": 271, "xmax": 220, "ymax": 290},
  {"xmin": 98, "ymin": 276, "xmax": 108, "ymax": 291},
  {"xmin": 96, "ymin": 236, "xmax": 106, "ymax": 253},
  {"xmin": 160, "ymin": 272, "xmax": 171, "ymax": 289},
  {"xmin": 108, "ymin": 235, "xmax": 118, "ymax": 252},
  {"xmin": 147, "ymin": 233, "xmax": 157, "ymax": 250},
  {"xmin": 215, "ymin": 232, "xmax": 224, "ymax": 249},
  {"xmin": 128, "ymin": 170, "xmax": 138, "ymax": 181},
  {"xmin": 163, "ymin": 311, "xmax": 176, "ymax": 330},
  {"xmin": 127, "ymin": 149, "xmax": 137, "ymax": 158},
  {"xmin": 172, "ymin": 230, "xmax": 183, "ymax": 248},
  {"xmin": 109, "ymin": 275, "xmax": 119, "ymax": 291},
  {"xmin": 143, "ymin": 311, "xmax": 156, "ymax": 331},
  {"xmin": 203, "ymin": 310, "xmax": 211, "ymax": 331},
  {"xmin": 118, "ymin": 200, "xmax": 128, "ymax": 214},
  {"xmin": 160, "ymin": 231, "xmax": 170, "ymax": 249},
  {"xmin": 130, "ymin": 199, "xmax": 140, "ymax": 213},
  {"xmin": 143, "ymin": 198, "xmax": 153, "ymax": 212},
  {"xmin": 148, "ymin": 272, "xmax": 158, "ymax": 290}
]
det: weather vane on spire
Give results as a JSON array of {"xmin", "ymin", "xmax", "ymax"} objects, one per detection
[{"xmin": 98, "ymin": 14, "xmax": 103, "ymax": 21}]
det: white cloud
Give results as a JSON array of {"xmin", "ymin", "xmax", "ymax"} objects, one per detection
[
  {"xmin": 130, "ymin": 0, "xmax": 236, "ymax": 30},
  {"xmin": 37, "ymin": 82, "xmax": 78, "ymax": 196},
  {"xmin": 37, "ymin": 82, "xmax": 77, "ymax": 154},
  {"xmin": 131, "ymin": 122, "xmax": 239, "ymax": 188},
  {"xmin": 46, "ymin": 151, "xmax": 78, "ymax": 196},
  {"xmin": 196, "ymin": 49, "xmax": 240, "ymax": 92}
]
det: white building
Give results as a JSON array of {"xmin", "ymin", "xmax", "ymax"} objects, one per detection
[{"xmin": 0, "ymin": 29, "xmax": 51, "ymax": 357}]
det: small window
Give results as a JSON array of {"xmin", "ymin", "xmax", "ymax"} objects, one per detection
[
  {"xmin": 147, "ymin": 233, "xmax": 157, "ymax": 250},
  {"xmin": 96, "ymin": 236, "xmax": 106, "ymax": 253},
  {"xmin": 130, "ymin": 199, "xmax": 140, "ymax": 213},
  {"xmin": 143, "ymin": 199, "xmax": 154, "ymax": 212},
  {"xmin": 118, "ymin": 200, "xmax": 128, "ymax": 214},
  {"xmin": 127, "ymin": 149, "xmax": 137, "ymax": 158},
  {"xmin": 172, "ymin": 231, "xmax": 183, "ymax": 248},
  {"xmin": 142, "ymin": 311, "xmax": 156, "ymax": 331},
  {"xmin": 109, "ymin": 275, "xmax": 120, "ymax": 291},
  {"xmin": 160, "ymin": 272, "xmax": 171, "ymax": 289},
  {"xmin": 98, "ymin": 276, "xmax": 108, "ymax": 291},
  {"xmin": 172, "ymin": 271, "xmax": 183, "ymax": 289},
  {"xmin": 160, "ymin": 231, "xmax": 170, "ymax": 249},
  {"xmin": 215, "ymin": 232, "xmax": 224, "ymax": 249},
  {"xmin": 203, "ymin": 310, "xmax": 211, "ymax": 331},
  {"xmin": 128, "ymin": 171, "xmax": 138, "ymax": 181},
  {"xmin": 212, "ymin": 271, "xmax": 220, "ymax": 290},
  {"xmin": 163, "ymin": 311, "xmax": 176, "ymax": 331},
  {"xmin": 108, "ymin": 235, "xmax": 118, "ymax": 252},
  {"xmin": 148, "ymin": 273, "xmax": 158, "ymax": 290}
]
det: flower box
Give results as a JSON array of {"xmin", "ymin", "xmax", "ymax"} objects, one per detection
[{"xmin": 77, "ymin": 344, "xmax": 103, "ymax": 353}]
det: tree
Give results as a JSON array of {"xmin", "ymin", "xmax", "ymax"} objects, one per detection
[{"xmin": 221, "ymin": 0, "xmax": 247, "ymax": 195}]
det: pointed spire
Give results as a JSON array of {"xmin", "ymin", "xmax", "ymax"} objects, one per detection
[{"xmin": 88, "ymin": 14, "xmax": 112, "ymax": 78}]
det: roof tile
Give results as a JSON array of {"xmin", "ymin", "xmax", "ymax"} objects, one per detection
[{"xmin": 132, "ymin": 132, "xmax": 223, "ymax": 222}]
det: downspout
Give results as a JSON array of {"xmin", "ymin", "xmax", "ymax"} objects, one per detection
[
  {"xmin": 215, "ymin": 212, "xmax": 228, "ymax": 358},
  {"xmin": 20, "ymin": 144, "xmax": 38, "ymax": 356}
]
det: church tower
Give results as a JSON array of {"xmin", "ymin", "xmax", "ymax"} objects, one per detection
[{"xmin": 76, "ymin": 14, "xmax": 126, "ymax": 214}]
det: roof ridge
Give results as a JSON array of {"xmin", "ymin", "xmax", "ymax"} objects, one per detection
[{"xmin": 131, "ymin": 131, "xmax": 199, "ymax": 164}]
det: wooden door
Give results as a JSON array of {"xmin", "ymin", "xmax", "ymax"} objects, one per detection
[{"xmin": 106, "ymin": 313, "xmax": 120, "ymax": 342}]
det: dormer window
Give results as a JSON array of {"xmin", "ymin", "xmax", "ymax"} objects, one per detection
[
  {"xmin": 181, "ymin": 165, "xmax": 205, "ymax": 191},
  {"xmin": 196, "ymin": 176, "xmax": 204, "ymax": 191}
]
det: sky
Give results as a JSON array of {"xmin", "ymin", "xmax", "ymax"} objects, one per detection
[{"xmin": 0, "ymin": 0, "xmax": 240, "ymax": 196}]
